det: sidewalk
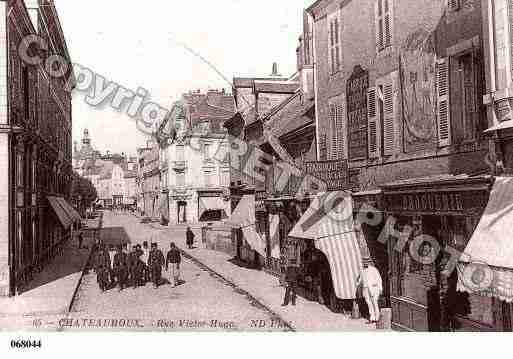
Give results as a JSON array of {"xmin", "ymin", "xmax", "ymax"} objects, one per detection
[
  {"xmin": 151, "ymin": 223, "xmax": 375, "ymax": 331},
  {"xmin": 0, "ymin": 217, "xmax": 101, "ymax": 317}
]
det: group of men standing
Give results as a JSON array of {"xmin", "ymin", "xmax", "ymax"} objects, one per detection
[{"xmin": 94, "ymin": 240, "xmax": 182, "ymax": 292}]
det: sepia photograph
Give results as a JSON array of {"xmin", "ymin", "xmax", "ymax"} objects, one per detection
[{"xmin": 0, "ymin": 0, "xmax": 513, "ymax": 353}]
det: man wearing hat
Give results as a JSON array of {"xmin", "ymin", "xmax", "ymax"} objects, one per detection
[
  {"xmin": 148, "ymin": 243, "xmax": 165, "ymax": 289},
  {"xmin": 357, "ymin": 258, "xmax": 383, "ymax": 324}
]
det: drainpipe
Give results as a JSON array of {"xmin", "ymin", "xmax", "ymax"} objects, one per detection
[{"xmin": 305, "ymin": 9, "xmax": 321, "ymax": 161}]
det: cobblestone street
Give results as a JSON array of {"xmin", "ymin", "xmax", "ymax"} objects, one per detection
[{"xmin": 44, "ymin": 212, "xmax": 287, "ymax": 332}]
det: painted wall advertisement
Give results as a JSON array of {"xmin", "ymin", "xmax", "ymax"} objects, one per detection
[
  {"xmin": 400, "ymin": 29, "xmax": 438, "ymax": 153},
  {"xmin": 305, "ymin": 160, "xmax": 349, "ymax": 191},
  {"xmin": 346, "ymin": 65, "xmax": 369, "ymax": 161}
]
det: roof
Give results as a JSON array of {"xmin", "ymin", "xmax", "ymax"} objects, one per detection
[
  {"xmin": 253, "ymin": 81, "xmax": 299, "ymax": 94},
  {"xmin": 233, "ymin": 77, "xmax": 289, "ymax": 88},
  {"xmin": 265, "ymin": 92, "xmax": 315, "ymax": 138},
  {"xmin": 183, "ymin": 91, "xmax": 236, "ymax": 129},
  {"xmin": 484, "ymin": 119, "xmax": 513, "ymax": 133}
]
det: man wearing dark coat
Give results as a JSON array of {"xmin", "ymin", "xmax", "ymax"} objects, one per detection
[
  {"xmin": 166, "ymin": 242, "xmax": 182, "ymax": 287},
  {"xmin": 148, "ymin": 243, "xmax": 165, "ymax": 288},
  {"xmin": 186, "ymin": 227, "xmax": 195, "ymax": 249},
  {"xmin": 113, "ymin": 245, "xmax": 129, "ymax": 291},
  {"xmin": 95, "ymin": 244, "xmax": 111, "ymax": 292},
  {"xmin": 128, "ymin": 245, "xmax": 142, "ymax": 288},
  {"xmin": 282, "ymin": 265, "xmax": 298, "ymax": 306}
]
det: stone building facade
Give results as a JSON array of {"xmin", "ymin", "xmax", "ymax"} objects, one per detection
[
  {"xmin": 157, "ymin": 91, "xmax": 234, "ymax": 225},
  {"xmin": 0, "ymin": 0, "xmax": 74, "ymax": 296},
  {"xmin": 306, "ymin": 0, "xmax": 509, "ymax": 331}
]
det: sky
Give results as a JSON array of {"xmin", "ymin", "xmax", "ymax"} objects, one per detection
[{"xmin": 54, "ymin": 0, "xmax": 314, "ymax": 156}]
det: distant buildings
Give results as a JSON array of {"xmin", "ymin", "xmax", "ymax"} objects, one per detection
[
  {"xmin": 156, "ymin": 89, "xmax": 234, "ymax": 224},
  {"xmin": 0, "ymin": 1, "xmax": 75, "ymax": 296},
  {"xmin": 73, "ymin": 129, "xmax": 137, "ymax": 209}
]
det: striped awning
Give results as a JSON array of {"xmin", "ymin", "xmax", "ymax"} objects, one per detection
[
  {"xmin": 458, "ymin": 177, "xmax": 513, "ymax": 302},
  {"xmin": 225, "ymin": 195, "xmax": 266, "ymax": 257},
  {"xmin": 56, "ymin": 197, "xmax": 81, "ymax": 223},
  {"xmin": 48, "ymin": 196, "xmax": 73, "ymax": 229},
  {"xmin": 199, "ymin": 196, "xmax": 227, "ymax": 218},
  {"xmin": 288, "ymin": 191, "xmax": 363, "ymax": 299}
]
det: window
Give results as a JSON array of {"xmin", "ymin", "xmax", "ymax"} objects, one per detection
[
  {"xmin": 204, "ymin": 170, "xmax": 215, "ymax": 187},
  {"xmin": 436, "ymin": 58, "xmax": 451, "ymax": 147},
  {"xmin": 16, "ymin": 152, "xmax": 24, "ymax": 187},
  {"xmin": 328, "ymin": 11, "xmax": 341, "ymax": 74},
  {"xmin": 319, "ymin": 134, "xmax": 328, "ymax": 161},
  {"xmin": 176, "ymin": 172, "xmax": 185, "ymax": 188},
  {"xmin": 449, "ymin": 52, "xmax": 479, "ymax": 143},
  {"xmin": 328, "ymin": 98, "xmax": 347, "ymax": 160},
  {"xmin": 203, "ymin": 143, "xmax": 212, "ymax": 160},
  {"xmin": 176, "ymin": 145, "xmax": 185, "ymax": 162},
  {"xmin": 375, "ymin": 0, "xmax": 393, "ymax": 52},
  {"xmin": 448, "ymin": 0, "xmax": 460, "ymax": 12},
  {"xmin": 368, "ymin": 71, "xmax": 399, "ymax": 157},
  {"xmin": 493, "ymin": 0, "xmax": 511, "ymax": 90},
  {"xmin": 220, "ymin": 170, "xmax": 230, "ymax": 187}
]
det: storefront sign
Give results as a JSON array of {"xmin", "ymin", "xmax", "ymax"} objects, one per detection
[
  {"xmin": 346, "ymin": 65, "xmax": 369, "ymax": 161},
  {"xmin": 388, "ymin": 192, "xmax": 464, "ymax": 212},
  {"xmin": 305, "ymin": 160, "xmax": 348, "ymax": 191}
]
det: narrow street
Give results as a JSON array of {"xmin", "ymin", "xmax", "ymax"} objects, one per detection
[{"xmin": 62, "ymin": 211, "xmax": 289, "ymax": 332}]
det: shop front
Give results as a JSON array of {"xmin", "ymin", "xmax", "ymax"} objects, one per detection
[
  {"xmin": 198, "ymin": 191, "xmax": 229, "ymax": 223},
  {"xmin": 381, "ymin": 175, "xmax": 494, "ymax": 331},
  {"xmin": 264, "ymin": 196, "xmax": 309, "ymax": 277},
  {"xmin": 456, "ymin": 176, "xmax": 513, "ymax": 332},
  {"xmin": 353, "ymin": 190, "xmax": 389, "ymax": 306},
  {"xmin": 225, "ymin": 195, "xmax": 266, "ymax": 267},
  {"xmin": 288, "ymin": 192, "xmax": 365, "ymax": 312}
]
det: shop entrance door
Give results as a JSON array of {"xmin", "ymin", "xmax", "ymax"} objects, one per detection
[
  {"xmin": 423, "ymin": 215, "xmax": 442, "ymax": 332},
  {"xmin": 177, "ymin": 201, "xmax": 187, "ymax": 223}
]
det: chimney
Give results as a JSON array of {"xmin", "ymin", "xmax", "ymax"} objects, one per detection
[{"xmin": 270, "ymin": 62, "xmax": 281, "ymax": 77}]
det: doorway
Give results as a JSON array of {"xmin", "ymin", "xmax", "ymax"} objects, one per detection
[{"xmin": 177, "ymin": 201, "xmax": 187, "ymax": 224}]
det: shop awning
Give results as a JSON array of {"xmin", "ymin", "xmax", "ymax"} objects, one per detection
[
  {"xmin": 289, "ymin": 192, "xmax": 363, "ymax": 300},
  {"xmin": 48, "ymin": 196, "xmax": 73, "ymax": 229},
  {"xmin": 484, "ymin": 119, "xmax": 513, "ymax": 133},
  {"xmin": 199, "ymin": 196, "xmax": 227, "ymax": 218},
  {"xmin": 458, "ymin": 177, "xmax": 513, "ymax": 302},
  {"xmin": 225, "ymin": 195, "xmax": 266, "ymax": 257},
  {"xmin": 56, "ymin": 197, "xmax": 81, "ymax": 223}
]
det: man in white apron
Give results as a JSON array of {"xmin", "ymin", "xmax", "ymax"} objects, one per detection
[{"xmin": 358, "ymin": 259, "xmax": 383, "ymax": 323}]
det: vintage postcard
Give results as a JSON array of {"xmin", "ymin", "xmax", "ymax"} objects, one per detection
[{"xmin": 1, "ymin": 0, "xmax": 513, "ymax": 347}]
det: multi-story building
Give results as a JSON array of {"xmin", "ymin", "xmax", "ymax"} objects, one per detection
[
  {"xmin": 0, "ymin": 0, "xmax": 75, "ymax": 296},
  {"xmin": 141, "ymin": 140, "xmax": 160, "ymax": 219},
  {"xmin": 73, "ymin": 129, "xmax": 138, "ymax": 209},
  {"xmin": 482, "ymin": 0, "xmax": 513, "ymax": 171},
  {"xmin": 305, "ymin": 0, "xmax": 512, "ymax": 331},
  {"xmin": 157, "ymin": 90, "xmax": 234, "ymax": 224}
]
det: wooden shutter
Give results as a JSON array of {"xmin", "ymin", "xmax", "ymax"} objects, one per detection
[
  {"xmin": 375, "ymin": 0, "xmax": 384, "ymax": 51},
  {"xmin": 384, "ymin": 0, "xmax": 393, "ymax": 47},
  {"xmin": 367, "ymin": 87, "xmax": 379, "ymax": 158},
  {"xmin": 448, "ymin": 0, "xmax": 460, "ymax": 11},
  {"xmin": 382, "ymin": 73, "xmax": 398, "ymax": 155},
  {"xmin": 334, "ymin": 15, "xmax": 341, "ymax": 71},
  {"xmin": 336, "ymin": 100, "xmax": 347, "ymax": 160},
  {"xmin": 329, "ymin": 103, "xmax": 337, "ymax": 159},
  {"xmin": 436, "ymin": 58, "xmax": 451, "ymax": 147}
]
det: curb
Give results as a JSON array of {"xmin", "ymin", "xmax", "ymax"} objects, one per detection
[
  {"xmin": 0, "ymin": 218, "xmax": 102, "ymax": 318},
  {"xmin": 178, "ymin": 248, "xmax": 296, "ymax": 332},
  {"xmin": 67, "ymin": 215, "xmax": 103, "ymax": 313}
]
